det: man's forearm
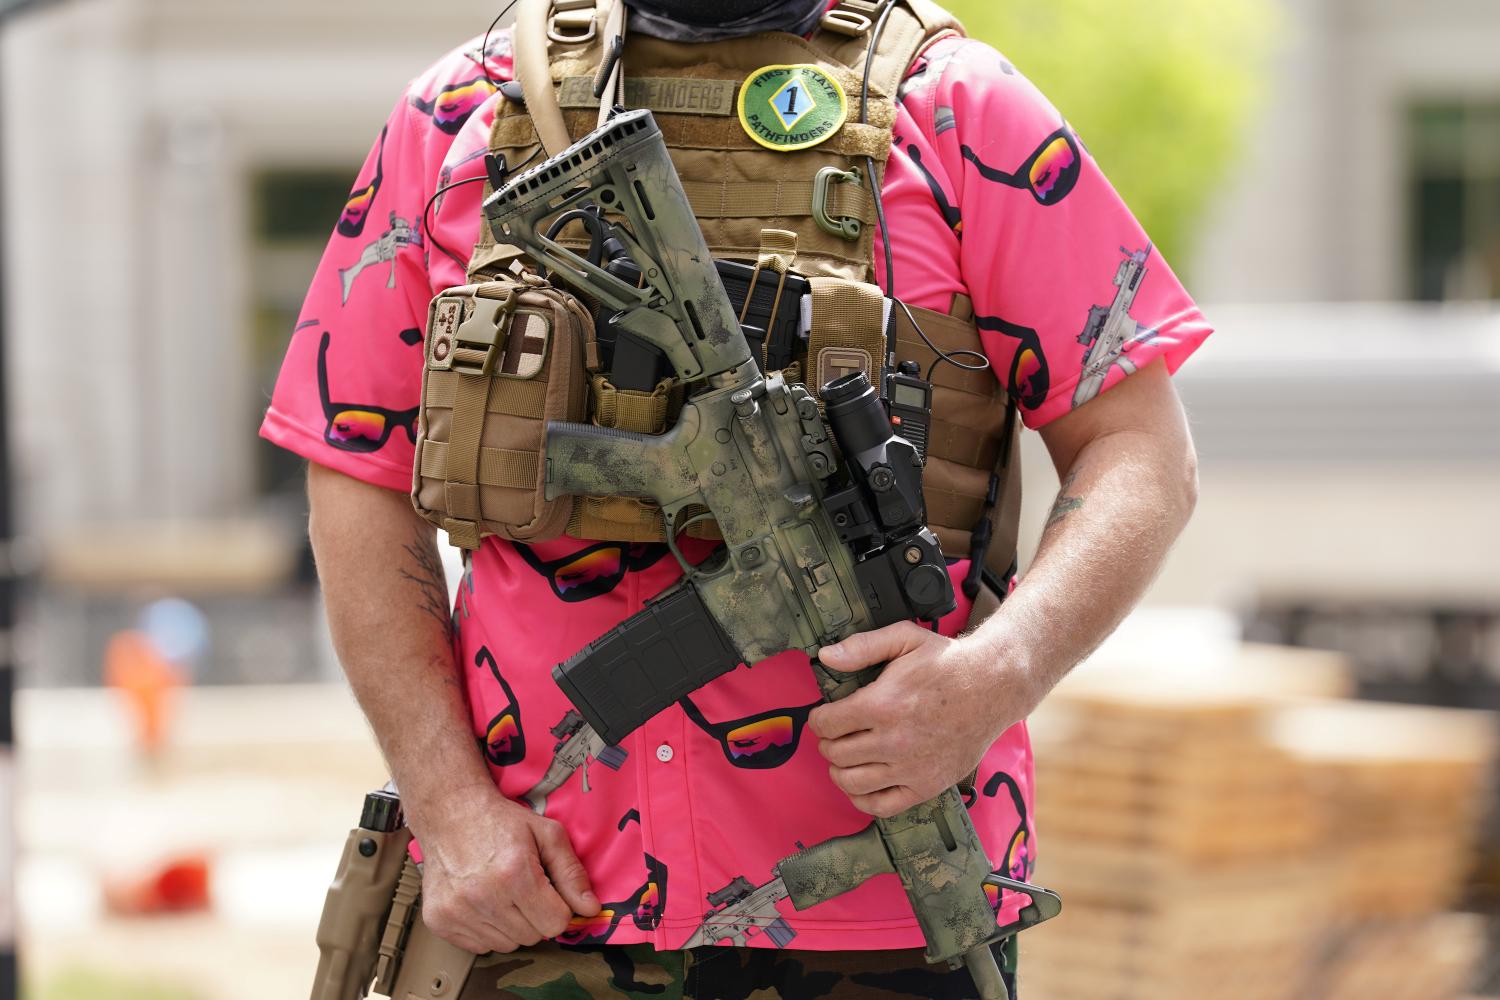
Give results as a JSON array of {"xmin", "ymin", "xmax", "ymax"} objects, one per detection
[
  {"xmin": 307, "ymin": 464, "xmax": 494, "ymax": 834},
  {"xmin": 970, "ymin": 422, "xmax": 1198, "ymax": 706}
]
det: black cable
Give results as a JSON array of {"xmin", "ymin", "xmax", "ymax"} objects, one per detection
[
  {"xmin": 424, "ymin": 176, "xmax": 489, "ymax": 269},
  {"xmin": 474, "ymin": 0, "xmax": 524, "ymax": 89},
  {"xmin": 856, "ymin": 0, "xmax": 990, "ymax": 385},
  {"xmin": 860, "ymin": 0, "xmax": 900, "ymax": 298},
  {"xmin": 423, "ymin": 146, "xmax": 540, "ymax": 268},
  {"xmin": 422, "ymin": 143, "xmax": 543, "ymax": 270}
]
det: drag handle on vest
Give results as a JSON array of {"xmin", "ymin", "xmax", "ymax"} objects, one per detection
[
  {"xmin": 309, "ymin": 791, "xmax": 412, "ymax": 1000},
  {"xmin": 483, "ymin": 109, "xmax": 753, "ymax": 385}
]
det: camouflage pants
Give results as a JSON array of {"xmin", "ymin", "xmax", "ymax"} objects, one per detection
[{"xmin": 459, "ymin": 939, "xmax": 1018, "ymax": 999}]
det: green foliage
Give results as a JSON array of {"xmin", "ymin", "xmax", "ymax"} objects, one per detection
[
  {"xmin": 944, "ymin": 0, "xmax": 1277, "ymax": 268},
  {"xmin": 30, "ymin": 966, "xmax": 204, "ymax": 1000}
]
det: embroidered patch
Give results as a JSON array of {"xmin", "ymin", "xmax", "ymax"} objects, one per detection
[
  {"xmin": 559, "ymin": 76, "xmax": 738, "ymax": 116},
  {"xmin": 738, "ymin": 65, "xmax": 847, "ymax": 152}
]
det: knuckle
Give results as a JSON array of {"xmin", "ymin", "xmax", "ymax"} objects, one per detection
[
  {"xmin": 493, "ymin": 853, "xmax": 533, "ymax": 884},
  {"xmin": 422, "ymin": 899, "xmax": 461, "ymax": 938}
]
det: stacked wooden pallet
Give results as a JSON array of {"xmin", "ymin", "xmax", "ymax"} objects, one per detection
[
  {"xmin": 1270, "ymin": 701, "xmax": 1497, "ymax": 998},
  {"xmin": 1021, "ymin": 677, "xmax": 1335, "ymax": 1000},
  {"xmin": 1311, "ymin": 913, "xmax": 1489, "ymax": 1000},
  {"xmin": 1018, "ymin": 642, "xmax": 1497, "ymax": 1000}
]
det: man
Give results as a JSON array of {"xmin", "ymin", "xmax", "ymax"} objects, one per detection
[{"xmin": 263, "ymin": 0, "xmax": 1207, "ymax": 995}]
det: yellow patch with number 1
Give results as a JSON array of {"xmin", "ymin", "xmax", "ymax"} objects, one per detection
[{"xmin": 738, "ymin": 64, "xmax": 848, "ymax": 152}]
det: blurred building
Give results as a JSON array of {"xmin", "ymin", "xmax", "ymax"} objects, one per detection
[
  {"xmin": 1195, "ymin": 0, "xmax": 1500, "ymax": 304},
  {"xmin": 1, "ymin": 0, "xmax": 1499, "ymax": 687}
]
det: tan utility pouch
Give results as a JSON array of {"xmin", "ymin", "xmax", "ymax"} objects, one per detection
[{"xmin": 412, "ymin": 276, "xmax": 592, "ymax": 549}]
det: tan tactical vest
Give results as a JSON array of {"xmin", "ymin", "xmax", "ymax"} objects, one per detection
[{"xmin": 466, "ymin": 0, "xmax": 1023, "ymax": 586}]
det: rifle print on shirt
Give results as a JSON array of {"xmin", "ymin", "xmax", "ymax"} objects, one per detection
[
  {"xmin": 338, "ymin": 212, "xmax": 423, "ymax": 304},
  {"xmin": 1071, "ymin": 244, "xmax": 1160, "ymax": 408},
  {"xmin": 336, "ymin": 125, "xmax": 387, "ymax": 238},
  {"xmin": 411, "ymin": 75, "xmax": 499, "ymax": 135}
]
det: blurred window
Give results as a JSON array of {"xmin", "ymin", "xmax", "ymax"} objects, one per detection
[
  {"xmin": 1409, "ymin": 102, "xmax": 1500, "ymax": 301},
  {"xmin": 250, "ymin": 169, "xmax": 350, "ymax": 497}
]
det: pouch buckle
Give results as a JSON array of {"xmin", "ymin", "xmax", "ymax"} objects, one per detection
[
  {"xmin": 548, "ymin": 0, "xmax": 597, "ymax": 45},
  {"xmin": 813, "ymin": 165, "xmax": 865, "ymax": 242},
  {"xmin": 820, "ymin": 1, "xmax": 878, "ymax": 36},
  {"xmin": 449, "ymin": 287, "xmax": 519, "ymax": 376}
]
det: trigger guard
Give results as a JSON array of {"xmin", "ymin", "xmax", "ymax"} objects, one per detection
[{"xmin": 663, "ymin": 506, "xmax": 722, "ymax": 582}]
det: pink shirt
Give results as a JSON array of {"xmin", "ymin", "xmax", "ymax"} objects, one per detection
[{"xmin": 262, "ymin": 27, "xmax": 1211, "ymax": 951}]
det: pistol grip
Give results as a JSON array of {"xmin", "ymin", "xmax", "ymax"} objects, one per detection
[{"xmin": 542, "ymin": 417, "xmax": 698, "ymax": 503}]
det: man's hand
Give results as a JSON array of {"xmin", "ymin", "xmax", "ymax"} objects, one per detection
[
  {"xmin": 416, "ymin": 784, "xmax": 601, "ymax": 954},
  {"xmin": 308, "ymin": 464, "xmax": 601, "ymax": 954},
  {"xmin": 808, "ymin": 622, "xmax": 1040, "ymax": 819}
]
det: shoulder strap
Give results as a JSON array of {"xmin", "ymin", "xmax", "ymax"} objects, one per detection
[
  {"xmin": 812, "ymin": 0, "xmax": 964, "ymax": 107},
  {"xmin": 514, "ymin": 0, "xmax": 582, "ymax": 155}
]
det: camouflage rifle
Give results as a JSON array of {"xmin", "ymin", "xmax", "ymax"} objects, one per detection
[
  {"xmin": 520, "ymin": 709, "xmax": 629, "ymax": 813},
  {"xmin": 484, "ymin": 109, "xmax": 1058, "ymax": 1000}
]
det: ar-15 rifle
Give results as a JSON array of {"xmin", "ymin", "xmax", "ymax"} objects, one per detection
[
  {"xmin": 484, "ymin": 109, "xmax": 1058, "ymax": 1000},
  {"xmin": 686, "ymin": 875, "xmax": 797, "ymax": 949},
  {"xmin": 520, "ymin": 709, "xmax": 628, "ymax": 813}
]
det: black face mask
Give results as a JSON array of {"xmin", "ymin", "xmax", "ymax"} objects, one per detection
[{"xmin": 623, "ymin": 0, "xmax": 828, "ymax": 40}]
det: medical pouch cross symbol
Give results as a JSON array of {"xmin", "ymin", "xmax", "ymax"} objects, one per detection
[{"xmin": 768, "ymin": 76, "xmax": 817, "ymax": 131}]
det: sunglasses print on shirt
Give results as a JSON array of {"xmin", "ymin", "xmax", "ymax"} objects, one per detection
[
  {"xmin": 679, "ymin": 694, "xmax": 822, "ymax": 771},
  {"xmin": 317, "ymin": 331, "xmax": 419, "ymax": 453},
  {"xmin": 979, "ymin": 771, "xmax": 1034, "ymax": 916},
  {"xmin": 557, "ymin": 814, "xmax": 668, "ymax": 946},
  {"xmin": 905, "ymin": 144, "xmax": 963, "ymax": 235},
  {"xmin": 512, "ymin": 541, "xmax": 669, "ymax": 603},
  {"xmin": 337, "ymin": 125, "xmax": 387, "ymax": 239},
  {"xmin": 962, "ymin": 126, "xmax": 1082, "ymax": 207},
  {"xmin": 410, "ymin": 76, "xmax": 499, "ymax": 135},
  {"xmin": 555, "ymin": 853, "xmax": 669, "ymax": 946},
  {"xmin": 474, "ymin": 646, "xmax": 526, "ymax": 767},
  {"xmin": 975, "ymin": 315, "xmax": 1050, "ymax": 411}
]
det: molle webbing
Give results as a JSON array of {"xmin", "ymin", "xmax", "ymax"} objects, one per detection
[
  {"xmin": 806, "ymin": 277, "xmax": 887, "ymax": 397},
  {"xmin": 471, "ymin": 0, "xmax": 1020, "ymax": 580},
  {"xmin": 893, "ymin": 298, "xmax": 1022, "ymax": 583},
  {"xmin": 471, "ymin": 5, "xmax": 919, "ymax": 281}
]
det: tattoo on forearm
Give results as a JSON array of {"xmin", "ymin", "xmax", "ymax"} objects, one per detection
[
  {"xmin": 400, "ymin": 527, "xmax": 454, "ymax": 642},
  {"xmin": 1045, "ymin": 471, "xmax": 1085, "ymax": 531}
]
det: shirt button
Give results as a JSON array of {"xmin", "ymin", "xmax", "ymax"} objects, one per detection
[{"xmin": 655, "ymin": 744, "xmax": 674, "ymax": 763}]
